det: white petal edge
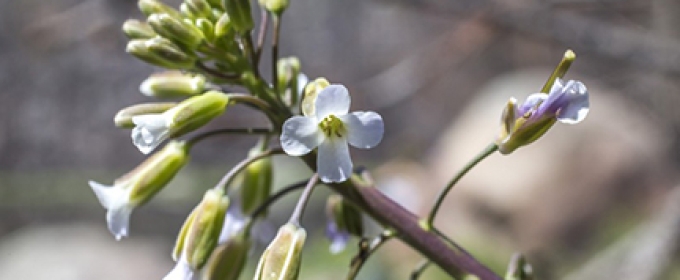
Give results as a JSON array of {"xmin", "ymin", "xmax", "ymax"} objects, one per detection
[
  {"xmin": 317, "ymin": 138, "xmax": 353, "ymax": 183},
  {"xmin": 163, "ymin": 257, "xmax": 196, "ymax": 280},
  {"xmin": 131, "ymin": 114, "xmax": 171, "ymax": 154},
  {"xmin": 107, "ymin": 204, "xmax": 133, "ymax": 240},
  {"xmin": 341, "ymin": 111, "xmax": 384, "ymax": 149},
  {"xmin": 314, "ymin": 85, "xmax": 351, "ymax": 120},
  {"xmin": 89, "ymin": 181, "xmax": 133, "ymax": 240},
  {"xmin": 557, "ymin": 83, "xmax": 589, "ymax": 124},
  {"xmin": 280, "ymin": 116, "xmax": 323, "ymax": 156},
  {"xmin": 218, "ymin": 211, "xmax": 246, "ymax": 244}
]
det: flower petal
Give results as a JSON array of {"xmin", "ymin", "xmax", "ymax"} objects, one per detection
[
  {"xmin": 340, "ymin": 111, "xmax": 384, "ymax": 149},
  {"xmin": 326, "ymin": 221, "xmax": 349, "ymax": 254},
  {"xmin": 517, "ymin": 94, "xmax": 547, "ymax": 117},
  {"xmin": 280, "ymin": 116, "xmax": 323, "ymax": 156},
  {"xmin": 107, "ymin": 204, "xmax": 133, "ymax": 240},
  {"xmin": 131, "ymin": 114, "xmax": 170, "ymax": 154},
  {"xmin": 218, "ymin": 210, "xmax": 246, "ymax": 244},
  {"xmin": 556, "ymin": 80, "xmax": 589, "ymax": 124},
  {"xmin": 317, "ymin": 138, "xmax": 352, "ymax": 183},
  {"xmin": 163, "ymin": 257, "xmax": 196, "ymax": 280},
  {"xmin": 89, "ymin": 180, "xmax": 133, "ymax": 240},
  {"xmin": 314, "ymin": 85, "xmax": 351, "ymax": 119}
]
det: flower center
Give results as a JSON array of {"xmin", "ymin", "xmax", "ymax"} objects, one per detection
[{"xmin": 319, "ymin": 115, "xmax": 346, "ymax": 138}]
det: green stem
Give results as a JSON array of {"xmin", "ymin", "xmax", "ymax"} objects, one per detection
[
  {"xmin": 227, "ymin": 93, "xmax": 272, "ymax": 112},
  {"xmin": 213, "ymin": 148, "xmax": 285, "ymax": 191},
  {"xmin": 540, "ymin": 49, "xmax": 576, "ymax": 93},
  {"xmin": 346, "ymin": 230, "xmax": 394, "ymax": 280},
  {"xmin": 425, "ymin": 143, "xmax": 498, "ymax": 228},
  {"xmin": 272, "ymin": 15, "xmax": 282, "ymax": 100},
  {"xmin": 288, "ymin": 174, "xmax": 319, "ymax": 226},
  {"xmin": 255, "ymin": 8, "xmax": 269, "ymax": 65}
]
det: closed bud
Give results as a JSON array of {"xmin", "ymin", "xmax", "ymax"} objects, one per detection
[
  {"xmin": 148, "ymin": 13, "xmax": 204, "ymax": 49},
  {"xmin": 505, "ymin": 253, "xmax": 534, "ymax": 280},
  {"xmin": 89, "ymin": 141, "xmax": 190, "ymax": 240},
  {"xmin": 172, "ymin": 189, "xmax": 230, "ymax": 269},
  {"xmin": 195, "ymin": 18, "xmax": 215, "ymax": 43},
  {"xmin": 258, "ymin": 0, "xmax": 288, "ymax": 15},
  {"xmin": 140, "ymin": 71, "xmax": 207, "ymax": 98},
  {"xmin": 214, "ymin": 13, "xmax": 235, "ymax": 39},
  {"xmin": 202, "ymin": 231, "xmax": 251, "ymax": 280},
  {"xmin": 114, "ymin": 102, "xmax": 178, "ymax": 128},
  {"xmin": 122, "ymin": 19, "xmax": 157, "ymax": 39},
  {"xmin": 240, "ymin": 144, "xmax": 273, "ymax": 216},
  {"xmin": 127, "ymin": 38, "xmax": 196, "ymax": 69},
  {"xmin": 138, "ymin": 0, "xmax": 182, "ymax": 18},
  {"xmin": 300, "ymin": 77, "xmax": 330, "ymax": 117},
  {"xmin": 131, "ymin": 91, "xmax": 230, "ymax": 154},
  {"xmin": 254, "ymin": 223, "xmax": 306, "ymax": 280},
  {"xmin": 184, "ymin": 0, "xmax": 213, "ymax": 19},
  {"xmin": 276, "ymin": 57, "xmax": 300, "ymax": 95},
  {"xmin": 222, "ymin": 0, "xmax": 253, "ymax": 32}
]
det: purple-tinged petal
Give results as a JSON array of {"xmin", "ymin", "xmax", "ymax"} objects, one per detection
[{"xmin": 326, "ymin": 221, "xmax": 350, "ymax": 254}]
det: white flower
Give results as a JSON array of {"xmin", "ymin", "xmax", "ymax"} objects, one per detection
[
  {"xmin": 131, "ymin": 113, "xmax": 173, "ymax": 154},
  {"xmin": 89, "ymin": 180, "xmax": 135, "ymax": 240},
  {"xmin": 280, "ymin": 84, "xmax": 384, "ymax": 183},
  {"xmin": 163, "ymin": 256, "xmax": 197, "ymax": 280}
]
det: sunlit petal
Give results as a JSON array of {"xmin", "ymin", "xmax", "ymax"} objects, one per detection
[
  {"xmin": 341, "ymin": 111, "xmax": 384, "ymax": 149},
  {"xmin": 281, "ymin": 116, "xmax": 324, "ymax": 156},
  {"xmin": 315, "ymin": 85, "xmax": 351, "ymax": 119},
  {"xmin": 317, "ymin": 138, "xmax": 352, "ymax": 183}
]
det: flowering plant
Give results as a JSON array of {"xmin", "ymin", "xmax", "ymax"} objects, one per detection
[{"xmin": 87, "ymin": 0, "xmax": 589, "ymax": 279}]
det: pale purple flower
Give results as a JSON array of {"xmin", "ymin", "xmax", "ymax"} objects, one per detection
[
  {"xmin": 280, "ymin": 84, "xmax": 384, "ymax": 183},
  {"xmin": 326, "ymin": 219, "xmax": 350, "ymax": 254},
  {"xmin": 516, "ymin": 78, "xmax": 589, "ymax": 125}
]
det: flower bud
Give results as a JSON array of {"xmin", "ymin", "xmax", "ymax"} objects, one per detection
[
  {"xmin": 138, "ymin": 0, "xmax": 182, "ymax": 18},
  {"xmin": 254, "ymin": 223, "xmax": 306, "ymax": 280},
  {"xmin": 182, "ymin": 0, "xmax": 213, "ymax": 19},
  {"xmin": 131, "ymin": 91, "xmax": 230, "ymax": 154},
  {"xmin": 114, "ymin": 102, "xmax": 178, "ymax": 128},
  {"xmin": 300, "ymin": 77, "xmax": 330, "ymax": 117},
  {"xmin": 258, "ymin": 0, "xmax": 288, "ymax": 15},
  {"xmin": 222, "ymin": 0, "xmax": 253, "ymax": 32},
  {"xmin": 89, "ymin": 141, "xmax": 190, "ymax": 240},
  {"xmin": 173, "ymin": 189, "xmax": 230, "ymax": 269},
  {"xmin": 496, "ymin": 79, "xmax": 589, "ymax": 154},
  {"xmin": 201, "ymin": 231, "xmax": 251, "ymax": 280},
  {"xmin": 139, "ymin": 71, "xmax": 207, "ymax": 98},
  {"xmin": 325, "ymin": 194, "xmax": 363, "ymax": 253},
  {"xmin": 214, "ymin": 13, "xmax": 235, "ymax": 39},
  {"xmin": 148, "ymin": 13, "xmax": 204, "ymax": 49},
  {"xmin": 127, "ymin": 38, "xmax": 196, "ymax": 69},
  {"xmin": 122, "ymin": 19, "xmax": 157, "ymax": 39},
  {"xmin": 505, "ymin": 253, "xmax": 534, "ymax": 280},
  {"xmin": 240, "ymin": 145, "xmax": 273, "ymax": 216},
  {"xmin": 276, "ymin": 57, "xmax": 301, "ymax": 95},
  {"xmin": 195, "ymin": 18, "xmax": 215, "ymax": 43}
]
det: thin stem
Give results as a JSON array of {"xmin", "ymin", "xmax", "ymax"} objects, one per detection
[
  {"xmin": 242, "ymin": 34, "xmax": 260, "ymax": 78},
  {"xmin": 425, "ymin": 143, "xmax": 498, "ymax": 229},
  {"xmin": 227, "ymin": 93, "xmax": 272, "ymax": 112},
  {"xmin": 540, "ymin": 49, "xmax": 576, "ymax": 93},
  {"xmin": 195, "ymin": 61, "xmax": 240, "ymax": 81},
  {"xmin": 213, "ymin": 148, "xmax": 285, "ymax": 191},
  {"xmin": 271, "ymin": 15, "xmax": 283, "ymax": 104},
  {"xmin": 410, "ymin": 260, "xmax": 432, "ymax": 280},
  {"xmin": 243, "ymin": 179, "xmax": 309, "ymax": 235},
  {"xmin": 288, "ymin": 174, "xmax": 319, "ymax": 226},
  {"xmin": 186, "ymin": 127, "xmax": 273, "ymax": 147},
  {"xmin": 255, "ymin": 9, "xmax": 269, "ymax": 65},
  {"xmin": 346, "ymin": 230, "xmax": 394, "ymax": 280}
]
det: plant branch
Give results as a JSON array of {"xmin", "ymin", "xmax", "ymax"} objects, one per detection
[
  {"xmin": 213, "ymin": 148, "xmax": 285, "ymax": 191},
  {"xmin": 255, "ymin": 8, "xmax": 269, "ymax": 65},
  {"xmin": 346, "ymin": 230, "xmax": 394, "ymax": 280},
  {"xmin": 410, "ymin": 259, "xmax": 432, "ymax": 280},
  {"xmin": 186, "ymin": 127, "xmax": 273, "ymax": 147},
  {"xmin": 425, "ymin": 143, "xmax": 498, "ymax": 229},
  {"xmin": 271, "ymin": 14, "xmax": 283, "ymax": 104},
  {"xmin": 298, "ymin": 154, "xmax": 501, "ymax": 279},
  {"xmin": 289, "ymin": 174, "xmax": 319, "ymax": 226}
]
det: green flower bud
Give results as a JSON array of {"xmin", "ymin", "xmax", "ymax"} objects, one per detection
[
  {"xmin": 89, "ymin": 141, "xmax": 190, "ymax": 240},
  {"xmin": 222, "ymin": 0, "xmax": 253, "ymax": 32},
  {"xmin": 326, "ymin": 195, "xmax": 363, "ymax": 238},
  {"xmin": 240, "ymin": 145, "xmax": 273, "ymax": 216},
  {"xmin": 122, "ymin": 19, "xmax": 157, "ymax": 39},
  {"xmin": 131, "ymin": 91, "xmax": 230, "ymax": 154},
  {"xmin": 254, "ymin": 223, "xmax": 306, "ymax": 280},
  {"xmin": 258, "ymin": 0, "xmax": 288, "ymax": 15},
  {"xmin": 138, "ymin": 0, "xmax": 181, "ymax": 18},
  {"xmin": 139, "ymin": 71, "xmax": 207, "ymax": 98},
  {"xmin": 195, "ymin": 18, "xmax": 216, "ymax": 43},
  {"xmin": 202, "ymin": 231, "xmax": 251, "ymax": 280},
  {"xmin": 173, "ymin": 188, "xmax": 230, "ymax": 269},
  {"xmin": 301, "ymin": 77, "xmax": 330, "ymax": 117},
  {"xmin": 127, "ymin": 38, "xmax": 196, "ymax": 69},
  {"xmin": 183, "ymin": 0, "xmax": 213, "ymax": 19},
  {"xmin": 206, "ymin": 0, "xmax": 224, "ymax": 9},
  {"xmin": 114, "ymin": 102, "xmax": 178, "ymax": 128},
  {"xmin": 214, "ymin": 13, "xmax": 235, "ymax": 39},
  {"xmin": 148, "ymin": 13, "xmax": 204, "ymax": 49},
  {"xmin": 276, "ymin": 57, "xmax": 301, "ymax": 95}
]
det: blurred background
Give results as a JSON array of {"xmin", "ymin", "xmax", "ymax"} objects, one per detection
[{"xmin": 1, "ymin": 0, "xmax": 680, "ymax": 279}]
